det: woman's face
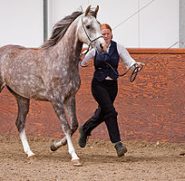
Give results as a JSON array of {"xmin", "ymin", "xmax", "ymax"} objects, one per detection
[{"xmin": 101, "ymin": 28, "xmax": 112, "ymax": 45}]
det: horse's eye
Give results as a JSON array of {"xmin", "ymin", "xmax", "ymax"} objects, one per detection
[{"xmin": 86, "ymin": 25, "xmax": 91, "ymax": 29}]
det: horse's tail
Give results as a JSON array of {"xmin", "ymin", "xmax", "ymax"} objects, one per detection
[{"xmin": 0, "ymin": 45, "xmax": 8, "ymax": 92}]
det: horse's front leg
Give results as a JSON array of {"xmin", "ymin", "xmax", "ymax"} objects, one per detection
[
  {"xmin": 50, "ymin": 96, "xmax": 78, "ymax": 150},
  {"xmin": 65, "ymin": 95, "xmax": 79, "ymax": 133},
  {"xmin": 51, "ymin": 100, "xmax": 81, "ymax": 166}
]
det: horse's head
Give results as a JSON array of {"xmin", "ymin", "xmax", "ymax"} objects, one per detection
[{"xmin": 77, "ymin": 5, "xmax": 107, "ymax": 52}]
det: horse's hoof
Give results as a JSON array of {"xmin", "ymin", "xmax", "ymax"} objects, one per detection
[
  {"xmin": 180, "ymin": 152, "xmax": 185, "ymax": 156},
  {"xmin": 27, "ymin": 152, "xmax": 35, "ymax": 158},
  {"xmin": 71, "ymin": 159, "xmax": 82, "ymax": 166},
  {"xmin": 50, "ymin": 144, "xmax": 58, "ymax": 152}
]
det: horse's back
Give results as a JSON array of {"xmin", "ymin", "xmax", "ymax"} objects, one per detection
[
  {"xmin": 0, "ymin": 45, "xmax": 26, "ymax": 62},
  {"xmin": 0, "ymin": 45, "xmax": 27, "ymax": 81},
  {"xmin": 0, "ymin": 45, "xmax": 24, "ymax": 90},
  {"xmin": 0, "ymin": 44, "xmax": 26, "ymax": 52},
  {"xmin": 0, "ymin": 45, "xmax": 47, "ymax": 98}
]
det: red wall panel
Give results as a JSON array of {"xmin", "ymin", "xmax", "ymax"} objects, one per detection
[{"xmin": 0, "ymin": 48, "xmax": 185, "ymax": 143}]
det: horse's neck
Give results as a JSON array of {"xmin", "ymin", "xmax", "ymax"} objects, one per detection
[{"xmin": 54, "ymin": 23, "xmax": 83, "ymax": 62}]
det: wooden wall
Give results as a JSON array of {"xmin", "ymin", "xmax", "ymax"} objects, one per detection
[{"xmin": 0, "ymin": 48, "xmax": 185, "ymax": 143}]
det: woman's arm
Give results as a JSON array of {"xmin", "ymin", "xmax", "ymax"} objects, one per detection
[
  {"xmin": 117, "ymin": 43, "xmax": 145, "ymax": 71},
  {"xmin": 117, "ymin": 43, "xmax": 136, "ymax": 68},
  {"xmin": 80, "ymin": 48, "xmax": 96, "ymax": 67}
]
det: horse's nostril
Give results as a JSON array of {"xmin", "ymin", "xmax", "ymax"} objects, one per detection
[{"xmin": 100, "ymin": 43, "xmax": 103, "ymax": 49}]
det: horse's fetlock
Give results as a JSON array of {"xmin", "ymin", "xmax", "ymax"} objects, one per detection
[{"xmin": 50, "ymin": 144, "xmax": 58, "ymax": 152}]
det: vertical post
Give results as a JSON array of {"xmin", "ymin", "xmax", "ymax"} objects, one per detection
[
  {"xmin": 43, "ymin": 0, "xmax": 48, "ymax": 42},
  {"xmin": 179, "ymin": 0, "xmax": 185, "ymax": 47}
]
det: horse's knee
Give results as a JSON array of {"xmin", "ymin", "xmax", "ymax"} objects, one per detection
[{"xmin": 71, "ymin": 121, "xmax": 78, "ymax": 133}]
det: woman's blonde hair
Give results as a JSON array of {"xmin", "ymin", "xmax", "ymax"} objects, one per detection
[{"xmin": 100, "ymin": 23, "xmax": 112, "ymax": 32}]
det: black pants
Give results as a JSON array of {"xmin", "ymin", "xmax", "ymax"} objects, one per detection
[{"xmin": 82, "ymin": 78, "xmax": 121, "ymax": 143}]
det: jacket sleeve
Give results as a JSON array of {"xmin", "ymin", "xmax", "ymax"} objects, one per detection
[
  {"xmin": 117, "ymin": 43, "xmax": 136, "ymax": 68},
  {"xmin": 80, "ymin": 49, "xmax": 96, "ymax": 66}
]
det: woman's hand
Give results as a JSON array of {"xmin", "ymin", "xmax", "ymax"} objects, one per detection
[
  {"xmin": 79, "ymin": 61, "xmax": 88, "ymax": 68},
  {"xmin": 128, "ymin": 62, "xmax": 145, "ymax": 82},
  {"xmin": 131, "ymin": 62, "xmax": 145, "ymax": 71}
]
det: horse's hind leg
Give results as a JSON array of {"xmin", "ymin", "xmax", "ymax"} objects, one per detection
[
  {"xmin": 9, "ymin": 88, "xmax": 35, "ymax": 157},
  {"xmin": 50, "ymin": 96, "xmax": 78, "ymax": 151}
]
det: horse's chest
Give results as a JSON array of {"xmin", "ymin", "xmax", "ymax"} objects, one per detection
[{"xmin": 50, "ymin": 74, "xmax": 80, "ymax": 95}]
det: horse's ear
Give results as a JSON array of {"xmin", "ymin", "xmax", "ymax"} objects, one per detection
[
  {"xmin": 94, "ymin": 5, "xmax": 99, "ymax": 18},
  {"xmin": 85, "ymin": 5, "xmax": 91, "ymax": 16}
]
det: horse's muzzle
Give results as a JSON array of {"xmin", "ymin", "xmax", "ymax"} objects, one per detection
[{"xmin": 100, "ymin": 43, "xmax": 107, "ymax": 52}]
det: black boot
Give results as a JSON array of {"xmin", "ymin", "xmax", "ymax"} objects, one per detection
[
  {"xmin": 78, "ymin": 126, "xmax": 88, "ymax": 148},
  {"xmin": 79, "ymin": 108, "xmax": 103, "ymax": 148},
  {"xmin": 114, "ymin": 142, "xmax": 127, "ymax": 157}
]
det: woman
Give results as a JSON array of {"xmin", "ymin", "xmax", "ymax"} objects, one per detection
[{"xmin": 79, "ymin": 23, "xmax": 144, "ymax": 157}]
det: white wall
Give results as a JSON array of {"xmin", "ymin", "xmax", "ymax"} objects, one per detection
[
  {"xmin": 0, "ymin": 0, "xmax": 179, "ymax": 48},
  {"xmin": 139, "ymin": 0, "xmax": 179, "ymax": 47},
  {"xmin": 0, "ymin": 0, "xmax": 43, "ymax": 47},
  {"xmin": 48, "ymin": 0, "xmax": 179, "ymax": 48}
]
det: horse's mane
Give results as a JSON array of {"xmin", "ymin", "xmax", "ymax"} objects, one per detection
[{"xmin": 41, "ymin": 11, "xmax": 83, "ymax": 48}]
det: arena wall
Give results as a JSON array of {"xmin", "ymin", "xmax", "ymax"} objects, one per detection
[{"xmin": 0, "ymin": 48, "xmax": 184, "ymax": 143}]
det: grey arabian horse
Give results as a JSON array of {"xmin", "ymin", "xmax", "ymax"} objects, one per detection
[{"xmin": 0, "ymin": 6, "xmax": 106, "ymax": 166}]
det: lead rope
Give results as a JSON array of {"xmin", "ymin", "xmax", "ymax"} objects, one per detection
[
  {"xmin": 105, "ymin": 62, "xmax": 143, "ymax": 82},
  {"xmin": 80, "ymin": 48, "xmax": 143, "ymax": 82},
  {"xmin": 105, "ymin": 41, "xmax": 180, "ymax": 82}
]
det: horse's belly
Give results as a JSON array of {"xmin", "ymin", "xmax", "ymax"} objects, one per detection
[{"xmin": 6, "ymin": 75, "xmax": 48, "ymax": 100}]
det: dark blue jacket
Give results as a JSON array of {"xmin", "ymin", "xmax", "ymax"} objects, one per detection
[{"xmin": 93, "ymin": 41, "xmax": 119, "ymax": 81}]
